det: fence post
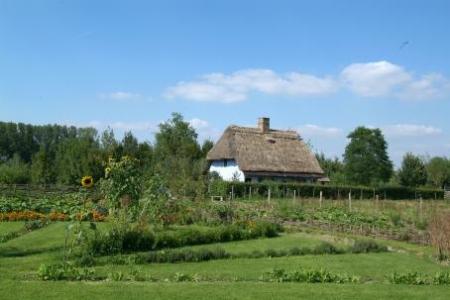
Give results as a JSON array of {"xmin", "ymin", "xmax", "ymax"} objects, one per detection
[
  {"xmin": 319, "ymin": 191, "xmax": 323, "ymax": 208},
  {"xmin": 293, "ymin": 189, "xmax": 296, "ymax": 204},
  {"xmin": 231, "ymin": 185, "xmax": 235, "ymax": 200},
  {"xmin": 267, "ymin": 188, "xmax": 271, "ymax": 204},
  {"xmin": 419, "ymin": 197, "xmax": 423, "ymax": 221},
  {"xmin": 249, "ymin": 186, "xmax": 252, "ymax": 200},
  {"xmin": 348, "ymin": 191, "xmax": 352, "ymax": 212}
]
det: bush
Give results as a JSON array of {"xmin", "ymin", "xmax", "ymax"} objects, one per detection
[
  {"xmin": 350, "ymin": 240, "xmax": 388, "ymax": 254},
  {"xmin": 209, "ymin": 181, "xmax": 444, "ymax": 200},
  {"xmin": 0, "ymin": 155, "xmax": 31, "ymax": 184},
  {"xmin": 87, "ymin": 221, "xmax": 282, "ymax": 256},
  {"xmin": 24, "ymin": 219, "xmax": 46, "ymax": 231},
  {"xmin": 313, "ymin": 242, "xmax": 342, "ymax": 255},
  {"xmin": 141, "ymin": 247, "xmax": 230, "ymax": 264}
]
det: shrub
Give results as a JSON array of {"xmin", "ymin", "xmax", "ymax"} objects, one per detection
[
  {"xmin": 350, "ymin": 240, "xmax": 388, "ymax": 254},
  {"xmin": 87, "ymin": 221, "xmax": 282, "ymax": 255},
  {"xmin": 24, "ymin": 219, "xmax": 46, "ymax": 231},
  {"xmin": 142, "ymin": 247, "xmax": 230, "ymax": 264},
  {"xmin": 209, "ymin": 181, "xmax": 444, "ymax": 200},
  {"xmin": 313, "ymin": 242, "xmax": 342, "ymax": 255}
]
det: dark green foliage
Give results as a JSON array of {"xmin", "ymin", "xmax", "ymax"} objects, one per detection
[
  {"xmin": 398, "ymin": 153, "xmax": 427, "ymax": 187},
  {"xmin": 0, "ymin": 154, "xmax": 31, "ymax": 184},
  {"xmin": 313, "ymin": 242, "xmax": 342, "ymax": 254},
  {"xmin": 344, "ymin": 127, "xmax": 393, "ymax": 185},
  {"xmin": 24, "ymin": 220, "xmax": 46, "ymax": 231},
  {"xmin": 316, "ymin": 152, "xmax": 346, "ymax": 184},
  {"xmin": 86, "ymin": 222, "xmax": 281, "ymax": 255},
  {"xmin": 142, "ymin": 247, "xmax": 230, "ymax": 263},
  {"xmin": 0, "ymin": 121, "xmax": 153, "ymax": 185},
  {"xmin": 209, "ymin": 181, "xmax": 444, "ymax": 200},
  {"xmin": 350, "ymin": 240, "xmax": 388, "ymax": 253},
  {"xmin": 152, "ymin": 113, "xmax": 206, "ymax": 198},
  {"xmin": 426, "ymin": 157, "xmax": 450, "ymax": 188}
]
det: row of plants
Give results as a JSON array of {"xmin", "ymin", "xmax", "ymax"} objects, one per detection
[
  {"xmin": 0, "ymin": 210, "xmax": 106, "ymax": 222},
  {"xmin": 261, "ymin": 268, "xmax": 360, "ymax": 283},
  {"xmin": 92, "ymin": 240, "xmax": 387, "ymax": 266},
  {"xmin": 0, "ymin": 193, "xmax": 94, "ymax": 214},
  {"xmin": 210, "ymin": 181, "xmax": 444, "ymax": 200},
  {"xmin": 277, "ymin": 205, "xmax": 395, "ymax": 229},
  {"xmin": 388, "ymin": 272, "xmax": 450, "ymax": 285},
  {"xmin": 38, "ymin": 263, "xmax": 450, "ymax": 285},
  {"xmin": 85, "ymin": 221, "xmax": 282, "ymax": 256}
]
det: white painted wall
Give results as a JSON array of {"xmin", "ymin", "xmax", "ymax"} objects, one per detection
[{"xmin": 209, "ymin": 159, "xmax": 245, "ymax": 182}]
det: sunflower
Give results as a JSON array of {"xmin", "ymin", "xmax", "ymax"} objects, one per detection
[
  {"xmin": 105, "ymin": 167, "xmax": 111, "ymax": 177},
  {"xmin": 81, "ymin": 176, "xmax": 94, "ymax": 188}
]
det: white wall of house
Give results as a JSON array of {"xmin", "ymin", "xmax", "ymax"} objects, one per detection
[{"xmin": 209, "ymin": 159, "xmax": 245, "ymax": 182}]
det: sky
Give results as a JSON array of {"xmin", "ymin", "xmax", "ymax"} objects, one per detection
[{"xmin": 1, "ymin": 0, "xmax": 450, "ymax": 166}]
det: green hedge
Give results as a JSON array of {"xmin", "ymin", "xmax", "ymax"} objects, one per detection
[{"xmin": 209, "ymin": 181, "xmax": 444, "ymax": 200}]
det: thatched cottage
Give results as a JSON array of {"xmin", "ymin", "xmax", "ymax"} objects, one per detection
[{"xmin": 206, "ymin": 117, "xmax": 324, "ymax": 182}]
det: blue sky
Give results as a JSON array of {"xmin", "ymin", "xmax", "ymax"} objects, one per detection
[{"xmin": 1, "ymin": 0, "xmax": 450, "ymax": 166}]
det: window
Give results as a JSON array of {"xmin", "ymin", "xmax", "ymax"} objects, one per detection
[{"xmin": 223, "ymin": 159, "xmax": 228, "ymax": 167}]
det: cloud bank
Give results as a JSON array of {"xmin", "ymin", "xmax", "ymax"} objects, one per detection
[{"xmin": 165, "ymin": 61, "xmax": 450, "ymax": 103}]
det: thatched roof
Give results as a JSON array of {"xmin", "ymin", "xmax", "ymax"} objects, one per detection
[{"xmin": 207, "ymin": 122, "xmax": 324, "ymax": 176}]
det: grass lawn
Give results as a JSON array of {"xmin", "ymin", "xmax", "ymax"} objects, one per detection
[
  {"xmin": 0, "ymin": 221, "xmax": 25, "ymax": 235},
  {"xmin": 1, "ymin": 281, "xmax": 450, "ymax": 300},
  {"xmin": 1, "ymin": 221, "xmax": 450, "ymax": 299}
]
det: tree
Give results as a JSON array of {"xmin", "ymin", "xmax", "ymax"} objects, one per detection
[
  {"xmin": 398, "ymin": 153, "xmax": 427, "ymax": 187},
  {"xmin": 201, "ymin": 140, "xmax": 214, "ymax": 157},
  {"xmin": 426, "ymin": 157, "xmax": 450, "ymax": 188},
  {"xmin": 153, "ymin": 113, "xmax": 203, "ymax": 196},
  {"xmin": 315, "ymin": 152, "xmax": 346, "ymax": 184},
  {"xmin": 343, "ymin": 127, "xmax": 393, "ymax": 186},
  {"xmin": 0, "ymin": 154, "xmax": 31, "ymax": 184}
]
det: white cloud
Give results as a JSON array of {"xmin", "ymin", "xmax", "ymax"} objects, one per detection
[
  {"xmin": 341, "ymin": 61, "xmax": 411, "ymax": 97},
  {"xmin": 165, "ymin": 62, "xmax": 450, "ymax": 102},
  {"xmin": 381, "ymin": 124, "xmax": 442, "ymax": 137},
  {"xmin": 296, "ymin": 124, "xmax": 343, "ymax": 138},
  {"xmin": 165, "ymin": 69, "xmax": 337, "ymax": 103},
  {"xmin": 189, "ymin": 118, "xmax": 221, "ymax": 141},
  {"xmin": 67, "ymin": 120, "xmax": 157, "ymax": 132},
  {"xmin": 99, "ymin": 91, "xmax": 142, "ymax": 101},
  {"xmin": 341, "ymin": 61, "xmax": 450, "ymax": 100},
  {"xmin": 189, "ymin": 118, "xmax": 210, "ymax": 130}
]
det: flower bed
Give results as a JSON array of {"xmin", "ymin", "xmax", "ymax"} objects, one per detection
[{"xmin": 0, "ymin": 210, "xmax": 106, "ymax": 222}]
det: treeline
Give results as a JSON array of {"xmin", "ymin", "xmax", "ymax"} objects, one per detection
[
  {"xmin": 316, "ymin": 127, "xmax": 450, "ymax": 189},
  {"xmin": 0, "ymin": 113, "xmax": 213, "ymax": 196}
]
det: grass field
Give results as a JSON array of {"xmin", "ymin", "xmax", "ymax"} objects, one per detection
[{"xmin": 1, "ymin": 221, "xmax": 450, "ymax": 300}]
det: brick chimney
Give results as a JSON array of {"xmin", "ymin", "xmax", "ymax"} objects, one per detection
[{"xmin": 258, "ymin": 117, "xmax": 270, "ymax": 133}]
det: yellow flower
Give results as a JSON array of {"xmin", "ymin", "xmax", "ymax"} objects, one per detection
[
  {"xmin": 81, "ymin": 176, "xmax": 94, "ymax": 188},
  {"xmin": 105, "ymin": 167, "xmax": 111, "ymax": 177}
]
